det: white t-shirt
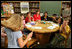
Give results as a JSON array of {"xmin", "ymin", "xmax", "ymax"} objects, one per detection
[{"xmin": 4, "ymin": 28, "xmax": 22, "ymax": 48}]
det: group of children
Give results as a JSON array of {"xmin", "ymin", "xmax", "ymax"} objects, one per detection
[{"xmin": 1, "ymin": 10, "xmax": 71, "ymax": 48}]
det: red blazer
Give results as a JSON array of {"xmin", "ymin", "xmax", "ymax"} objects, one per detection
[
  {"xmin": 33, "ymin": 14, "xmax": 41, "ymax": 21},
  {"xmin": 25, "ymin": 17, "xmax": 33, "ymax": 23}
]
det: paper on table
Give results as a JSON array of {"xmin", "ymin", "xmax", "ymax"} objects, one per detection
[
  {"xmin": 31, "ymin": 22, "xmax": 35, "ymax": 23},
  {"xmin": 52, "ymin": 24, "xmax": 58, "ymax": 27},
  {"xmin": 47, "ymin": 21, "xmax": 53, "ymax": 23},
  {"xmin": 25, "ymin": 25, "xmax": 32, "ymax": 27},
  {"xmin": 47, "ymin": 26, "xmax": 55, "ymax": 29},
  {"xmin": 32, "ymin": 27, "xmax": 42, "ymax": 29}
]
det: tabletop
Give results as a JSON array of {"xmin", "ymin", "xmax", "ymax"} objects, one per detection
[{"xmin": 25, "ymin": 21, "xmax": 59, "ymax": 33}]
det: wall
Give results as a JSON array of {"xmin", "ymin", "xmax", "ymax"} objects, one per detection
[{"xmin": 40, "ymin": 1, "xmax": 61, "ymax": 16}]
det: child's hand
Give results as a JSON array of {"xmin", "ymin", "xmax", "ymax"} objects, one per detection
[
  {"xmin": 27, "ymin": 32, "xmax": 33, "ymax": 40},
  {"xmin": 1, "ymin": 27, "xmax": 5, "ymax": 33},
  {"xmin": 1, "ymin": 33, "xmax": 7, "ymax": 37}
]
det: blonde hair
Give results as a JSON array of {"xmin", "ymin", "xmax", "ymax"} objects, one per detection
[{"xmin": 1, "ymin": 14, "xmax": 24, "ymax": 31}]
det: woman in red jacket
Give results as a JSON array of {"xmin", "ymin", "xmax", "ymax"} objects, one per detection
[
  {"xmin": 33, "ymin": 10, "xmax": 41, "ymax": 22},
  {"xmin": 25, "ymin": 12, "xmax": 34, "ymax": 23}
]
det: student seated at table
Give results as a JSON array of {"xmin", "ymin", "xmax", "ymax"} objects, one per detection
[
  {"xmin": 25, "ymin": 12, "xmax": 34, "ymax": 23},
  {"xmin": 20, "ymin": 14, "xmax": 27, "ymax": 34},
  {"xmin": 41, "ymin": 11, "xmax": 53, "ymax": 21},
  {"xmin": 33, "ymin": 10, "xmax": 41, "ymax": 22},
  {"xmin": 41, "ymin": 11, "xmax": 49, "ymax": 21},
  {"xmin": 52, "ymin": 14, "xmax": 58, "ymax": 23},
  {"xmin": 1, "ymin": 14, "xmax": 33, "ymax": 48},
  {"xmin": 21, "ymin": 14, "xmax": 25, "ymax": 26},
  {"xmin": 57, "ymin": 17, "xmax": 63, "ymax": 26},
  {"xmin": 47, "ymin": 19, "xmax": 71, "ymax": 48}
]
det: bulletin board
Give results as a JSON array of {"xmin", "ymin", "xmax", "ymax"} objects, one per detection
[{"xmin": 2, "ymin": 3, "xmax": 14, "ymax": 14}]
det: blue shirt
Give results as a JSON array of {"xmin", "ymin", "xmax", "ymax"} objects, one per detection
[{"xmin": 4, "ymin": 28, "xmax": 22, "ymax": 48}]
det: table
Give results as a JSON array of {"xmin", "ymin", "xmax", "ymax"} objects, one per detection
[{"xmin": 25, "ymin": 21, "xmax": 59, "ymax": 46}]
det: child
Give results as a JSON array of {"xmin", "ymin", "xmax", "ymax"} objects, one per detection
[
  {"xmin": 1, "ymin": 14, "xmax": 33, "ymax": 48},
  {"xmin": 44, "ymin": 19, "xmax": 71, "ymax": 48},
  {"xmin": 57, "ymin": 17, "xmax": 63, "ymax": 26},
  {"xmin": 49, "ymin": 19, "xmax": 71, "ymax": 48},
  {"xmin": 21, "ymin": 15, "xmax": 25, "ymax": 25},
  {"xmin": 33, "ymin": 10, "xmax": 41, "ymax": 21},
  {"xmin": 25, "ymin": 12, "xmax": 34, "ymax": 23},
  {"xmin": 41, "ymin": 11, "xmax": 49, "ymax": 21},
  {"xmin": 52, "ymin": 14, "xmax": 58, "ymax": 23}
]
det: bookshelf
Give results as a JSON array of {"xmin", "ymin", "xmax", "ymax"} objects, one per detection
[
  {"xmin": 1, "ymin": 1, "xmax": 40, "ymax": 15},
  {"xmin": 29, "ymin": 1, "xmax": 40, "ymax": 15},
  {"xmin": 1, "ymin": 1, "xmax": 40, "ymax": 21}
]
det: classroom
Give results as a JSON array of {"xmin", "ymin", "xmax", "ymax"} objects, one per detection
[{"xmin": 1, "ymin": 1, "xmax": 71, "ymax": 48}]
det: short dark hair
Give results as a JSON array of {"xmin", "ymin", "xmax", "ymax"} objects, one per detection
[
  {"xmin": 52, "ymin": 14, "xmax": 57, "ymax": 16},
  {"xmin": 67, "ymin": 3, "xmax": 71, "ymax": 7},
  {"xmin": 44, "ymin": 11, "xmax": 48, "ymax": 14},
  {"xmin": 27, "ymin": 12, "xmax": 31, "ymax": 15}
]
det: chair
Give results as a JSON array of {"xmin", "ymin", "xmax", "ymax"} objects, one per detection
[
  {"xmin": 64, "ymin": 31, "xmax": 71, "ymax": 48},
  {"xmin": 23, "ymin": 34, "xmax": 38, "ymax": 48},
  {"xmin": 26, "ymin": 38, "xmax": 38, "ymax": 48},
  {"xmin": 60, "ymin": 29, "xmax": 71, "ymax": 48}
]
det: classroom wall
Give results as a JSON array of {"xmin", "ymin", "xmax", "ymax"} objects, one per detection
[{"xmin": 40, "ymin": 1, "xmax": 61, "ymax": 16}]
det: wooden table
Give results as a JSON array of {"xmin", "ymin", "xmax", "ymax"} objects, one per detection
[{"xmin": 25, "ymin": 21, "xmax": 59, "ymax": 46}]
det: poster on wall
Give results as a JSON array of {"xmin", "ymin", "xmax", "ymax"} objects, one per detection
[
  {"xmin": 20, "ymin": 2, "xmax": 29, "ymax": 13},
  {"xmin": 2, "ymin": 3, "xmax": 14, "ymax": 14}
]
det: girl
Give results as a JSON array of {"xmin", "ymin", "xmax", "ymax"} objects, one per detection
[
  {"xmin": 25, "ymin": 12, "xmax": 34, "ymax": 23},
  {"xmin": 1, "ymin": 14, "xmax": 33, "ymax": 48},
  {"xmin": 33, "ymin": 10, "xmax": 41, "ymax": 22},
  {"xmin": 41, "ymin": 11, "xmax": 49, "ymax": 21}
]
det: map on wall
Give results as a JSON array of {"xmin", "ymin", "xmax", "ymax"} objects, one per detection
[
  {"xmin": 2, "ymin": 3, "xmax": 14, "ymax": 14},
  {"xmin": 20, "ymin": 2, "xmax": 29, "ymax": 13}
]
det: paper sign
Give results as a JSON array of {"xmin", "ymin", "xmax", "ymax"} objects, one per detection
[{"xmin": 20, "ymin": 2, "xmax": 29, "ymax": 13}]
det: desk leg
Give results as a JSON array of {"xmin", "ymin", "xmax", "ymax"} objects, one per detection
[{"xmin": 35, "ymin": 33, "xmax": 51, "ymax": 46}]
